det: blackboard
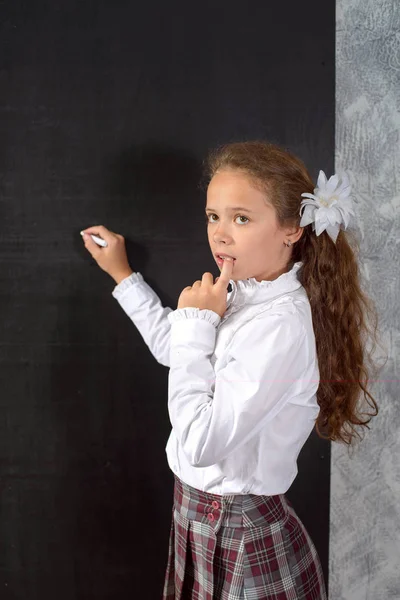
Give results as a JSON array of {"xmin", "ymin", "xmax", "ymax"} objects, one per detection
[{"xmin": 0, "ymin": 1, "xmax": 333, "ymax": 597}]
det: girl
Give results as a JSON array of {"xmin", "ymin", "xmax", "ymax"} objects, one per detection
[{"xmin": 81, "ymin": 140, "xmax": 383, "ymax": 599}]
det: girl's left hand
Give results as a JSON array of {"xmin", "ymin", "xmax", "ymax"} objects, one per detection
[{"xmin": 177, "ymin": 258, "xmax": 235, "ymax": 318}]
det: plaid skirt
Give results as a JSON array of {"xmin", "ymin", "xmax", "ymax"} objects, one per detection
[{"xmin": 162, "ymin": 474, "xmax": 327, "ymax": 600}]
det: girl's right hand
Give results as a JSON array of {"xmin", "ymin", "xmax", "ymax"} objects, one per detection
[{"xmin": 81, "ymin": 225, "xmax": 134, "ymax": 283}]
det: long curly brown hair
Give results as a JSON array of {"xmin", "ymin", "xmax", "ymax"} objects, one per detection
[{"xmin": 201, "ymin": 140, "xmax": 387, "ymax": 446}]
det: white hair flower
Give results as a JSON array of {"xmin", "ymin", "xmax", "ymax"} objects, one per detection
[{"xmin": 299, "ymin": 170, "xmax": 356, "ymax": 244}]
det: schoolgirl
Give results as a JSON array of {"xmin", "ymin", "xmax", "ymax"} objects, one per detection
[{"xmin": 81, "ymin": 140, "xmax": 380, "ymax": 599}]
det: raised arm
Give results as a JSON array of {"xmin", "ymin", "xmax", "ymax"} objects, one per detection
[
  {"xmin": 80, "ymin": 225, "xmax": 174, "ymax": 367},
  {"xmin": 112, "ymin": 272, "xmax": 173, "ymax": 367}
]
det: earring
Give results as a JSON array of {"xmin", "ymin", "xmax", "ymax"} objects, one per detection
[{"xmin": 284, "ymin": 240, "xmax": 292, "ymax": 247}]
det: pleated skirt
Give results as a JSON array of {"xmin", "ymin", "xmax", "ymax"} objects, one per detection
[{"xmin": 162, "ymin": 474, "xmax": 327, "ymax": 600}]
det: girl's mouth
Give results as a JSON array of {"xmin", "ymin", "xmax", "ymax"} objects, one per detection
[{"xmin": 216, "ymin": 256, "xmax": 236, "ymax": 266}]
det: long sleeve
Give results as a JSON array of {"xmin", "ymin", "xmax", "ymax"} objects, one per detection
[
  {"xmin": 111, "ymin": 272, "xmax": 173, "ymax": 367},
  {"xmin": 167, "ymin": 305, "xmax": 309, "ymax": 468}
]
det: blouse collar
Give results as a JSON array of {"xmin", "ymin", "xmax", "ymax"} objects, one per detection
[{"xmin": 226, "ymin": 261, "xmax": 303, "ymax": 312}]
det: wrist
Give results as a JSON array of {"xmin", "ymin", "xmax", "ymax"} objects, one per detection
[{"xmin": 113, "ymin": 269, "xmax": 135, "ymax": 285}]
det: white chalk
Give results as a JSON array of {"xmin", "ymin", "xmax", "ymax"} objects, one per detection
[{"xmin": 80, "ymin": 231, "xmax": 108, "ymax": 247}]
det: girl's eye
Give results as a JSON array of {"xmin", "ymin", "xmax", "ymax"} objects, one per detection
[{"xmin": 205, "ymin": 214, "xmax": 249, "ymax": 225}]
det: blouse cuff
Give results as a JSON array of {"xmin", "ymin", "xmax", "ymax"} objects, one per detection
[
  {"xmin": 111, "ymin": 272, "xmax": 144, "ymax": 299},
  {"xmin": 167, "ymin": 307, "xmax": 221, "ymax": 328}
]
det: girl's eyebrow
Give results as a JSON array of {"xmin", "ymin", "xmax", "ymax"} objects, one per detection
[{"xmin": 205, "ymin": 206, "xmax": 255, "ymax": 213}]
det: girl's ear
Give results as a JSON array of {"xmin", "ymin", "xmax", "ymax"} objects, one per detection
[{"xmin": 285, "ymin": 225, "xmax": 304, "ymax": 244}]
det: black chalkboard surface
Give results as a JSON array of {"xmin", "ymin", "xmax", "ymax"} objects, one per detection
[{"xmin": 0, "ymin": 1, "xmax": 333, "ymax": 597}]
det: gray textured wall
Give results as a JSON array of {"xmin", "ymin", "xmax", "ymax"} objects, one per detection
[{"xmin": 333, "ymin": 1, "xmax": 399, "ymax": 598}]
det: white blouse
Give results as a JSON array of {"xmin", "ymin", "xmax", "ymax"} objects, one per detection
[{"xmin": 112, "ymin": 260, "xmax": 320, "ymax": 496}]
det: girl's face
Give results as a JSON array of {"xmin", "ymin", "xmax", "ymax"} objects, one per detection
[{"xmin": 206, "ymin": 169, "xmax": 301, "ymax": 282}]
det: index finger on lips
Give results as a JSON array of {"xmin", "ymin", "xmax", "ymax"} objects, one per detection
[{"xmin": 216, "ymin": 256, "xmax": 234, "ymax": 287}]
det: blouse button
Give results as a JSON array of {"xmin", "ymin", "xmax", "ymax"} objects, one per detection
[
  {"xmin": 212, "ymin": 500, "xmax": 219, "ymax": 509},
  {"xmin": 207, "ymin": 513, "xmax": 215, "ymax": 522}
]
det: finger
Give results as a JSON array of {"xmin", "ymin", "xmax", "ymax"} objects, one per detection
[
  {"xmin": 81, "ymin": 225, "xmax": 113, "ymax": 241},
  {"xmin": 201, "ymin": 272, "xmax": 214, "ymax": 285},
  {"xmin": 83, "ymin": 235, "xmax": 102, "ymax": 258},
  {"xmin": 215, "ymin": 257, "xmax": 234, "ymax": 287}
]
